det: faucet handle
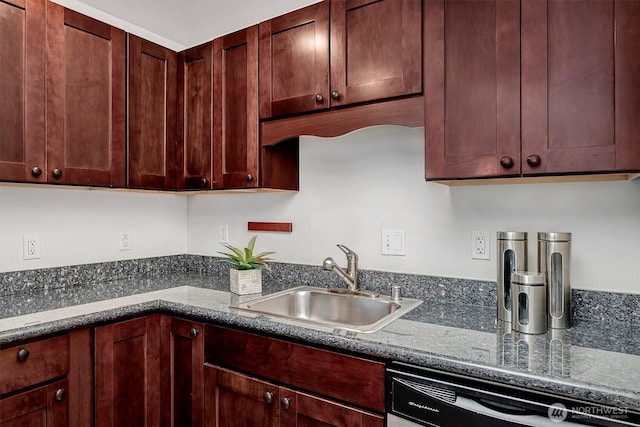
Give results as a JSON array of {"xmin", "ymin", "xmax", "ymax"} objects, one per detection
[{"xmin": 336, "ymin": 244, "xmax": 358, "ymax": 261}]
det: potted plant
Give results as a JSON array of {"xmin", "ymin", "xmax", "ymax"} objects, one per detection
[{"xmin": 219, "ymin": 235, "xmax": 274, "ymax": 295}]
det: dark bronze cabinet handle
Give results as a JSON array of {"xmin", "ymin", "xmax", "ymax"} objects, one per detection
[
  {"xmin": 52, "ymin": 168, "xmax": 63, "ymax": 178},
  {"xmin": 55, "ymin": 388, "xmax": 66, "ymax": 401},
  {"xmin": 527, "ymin": 154, "xmax": 541, "ymax": 167},
  {"xmin": 245, "ymin": 174, "xmax": 253, "ymax": 182},
  {"xmin": 281, "ymin": 397, "xmax": 291, "ymax": 410},
  {"xmin": 263, "ymin": 391, "xmax": 273, "ymax": 404},
  {"xmin": 499, "ymin": 156, "xmax": 514, "ymax": 169},
  {"xmin": 330, "ymin": 90, "xmax": 340, "ymax": 100},
  {"xmin": 315, "ymin": 94, "xmax": 324, "ymax": 103},
  {"xmin": 31, "ymin": 166, "xmax": 42, "ymax": 177},
  {"xmin": 200, "ymin": 177, "xmax": 208, "ymax": 187},
  {"xmin": 189, "ymin": 328, "xmax": 199, "ymax": 338},
  {"xmin": 16, "ymin": 348, "xmax": 30, "ymax": 361}
]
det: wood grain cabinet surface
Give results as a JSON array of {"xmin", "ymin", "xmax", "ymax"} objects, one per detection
[
  {"xmin": 426, "ymin": 0, "xmax": 640, "ymax": 181},
  {"xmin": 128, "ymin": 35, "xmax": 177, "ymax": 190},
  {"xmin": 259, "ymin": 0, "xmax": 421, "ymax": 120}
]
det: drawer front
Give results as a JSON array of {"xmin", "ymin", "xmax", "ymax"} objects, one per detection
[
  {"xmin": 204, "ymin": 325, "xmax": 385, "ymax": 412},
  {"xmin": 0, "ymin": 335, "xmax": 70, "ymax": 395}
]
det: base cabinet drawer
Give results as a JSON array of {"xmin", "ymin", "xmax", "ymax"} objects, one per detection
[{"xmin": 0, "ymin": 379, "xmax": 69, "ymax": 427}]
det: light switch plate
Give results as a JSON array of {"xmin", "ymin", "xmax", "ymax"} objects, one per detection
[{"xmin": 381, "ymin": 230, "xmax": 406, "ymax": 256}]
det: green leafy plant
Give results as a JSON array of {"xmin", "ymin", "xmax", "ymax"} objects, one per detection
[{"xmin": 218, "ymin": 235, "xmax": 275, "ymax": 270}]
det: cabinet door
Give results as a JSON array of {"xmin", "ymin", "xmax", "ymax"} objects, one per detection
[
  {"xmin": 424, "ymin": 0, "xmax": 521, "ymax": 180},
  {"xmin": 259, "ymin": 1, "xmax": 329, "ymax": 119},
  {"xmin": 161, "ymin": 317, "xmax": 204, "ymax": 427},
  {"xmin": 329, "ymin": 0, "xmax": 421, "ymax": 107},
  {"xmin": 280, "ymin": 388, "xmax": 384, "ymax": 427},
  {"xmin": 522, "ymin": 0, "xmax": 640, "ymax": 175},
  {"xmin": 46, "ymin": 4, "xmax": 125, "ymax": 186},
  {"xmin": 0, "ymin": 0, "xmax": 45, "ymax": 183},
  {"xmin": 213, "ymin": 26, "xmax": 259, "ymax": 188},
  {"xmin": 0, "ymin": 379, "xmax": 69, "ymax": 427},
  {"xmin": 94, "ymin": 315, "xmax": 161, "ymax": 427},
  {"xmin": 204, "ymin": 365, "xmax": 278, "ymax": 427},
  {"xmin": 177, "ymin": 42, "xmax": 213, "ymax": 190},
  {"xmin": 128, "ymin": 35, "xmax": 177, "ymax": 189}
]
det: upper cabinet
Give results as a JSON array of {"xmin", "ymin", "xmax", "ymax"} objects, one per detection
[
  {"xmin": 425, "ymin": 0, "xmax": 640, "ymax": 181},
  {"xmin": 46, "ymin": 3, "xmax": 126, "ymax": 186},
  {"xmin": 213, "ymin": 26, "xmax": 260, "ymax": 189},
  {"xmin": 259, "ymin": 0, "xmax": 422, "ymax": 120},
  {"xmin": 0, "ymin": 0, "xmax": 125, "ymax": 186},
  {"xmin": 177, "ymin": 42, "xmax": 214, "ymax": 190},
  {"xmin": 128, "ymin": 35, "xmax": 177, "ymax": 190}
]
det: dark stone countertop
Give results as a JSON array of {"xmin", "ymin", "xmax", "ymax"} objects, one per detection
[{"xmin": 1, "ymin": 272, "xmax": 639, "ymax": 414}]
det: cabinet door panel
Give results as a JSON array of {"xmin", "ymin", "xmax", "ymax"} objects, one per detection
[
  {"xmin": 0, "ymin": 379, "xmax": 69, "ymax": 427},
  {"xmin": 330, "ymin": 0, "xmax": 421, "ymax": 107},
  {"xmin": 425, "ymin": 0, "xmax": 521, "ymax": 180},
  {"xmin": 521, "ymin": 0, "xmax": 636, "ymax": 175},
  {"xmin": 0, "ymin": 0, "xmax": 45, "ymax": 182},
  {"xmin": 46, "ymin": 4, "xmax": 125, "ymax": 186},
  {"xmin": 259, "ymin": 1, "xmax": 329, "ymax": 118},
  {"xmin": 95, "ymin": 316, "xmax": 161, "ymax": 427},
  {"xmin": 128, "ymin": 35, "xmax": 177, "ymax": 189},
  {"xmin": 214, "ymin": 27, "xmax": 259, "ymax": 188},
  {"xmin": 177, "ymin": 42, "xmax": 213, "ymax": 190}
]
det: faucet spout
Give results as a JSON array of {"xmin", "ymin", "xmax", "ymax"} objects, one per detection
[{"xmin": 322, "ymin": 245, "xmax": 359, "ymax": 291}]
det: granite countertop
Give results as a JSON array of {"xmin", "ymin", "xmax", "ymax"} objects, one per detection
[{"xmin": 1, "ymin": 272, "xmax": 639, "ymax": 413}]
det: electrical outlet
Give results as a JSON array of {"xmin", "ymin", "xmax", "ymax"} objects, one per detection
[
  {"xmin": 23, "ymin": 234, "xmax": 41, "ymax": 260},
  {"xmin": 120, "ymin": 230, "xmax": 131, "ymax": 251},
  {"xmin": 472, "ymin": 231, "xmax": 490, "ymax": 260},
  {"xmin": 219, "ymin": 225, "xmax": 229, "ymax": 244},
  {"xmin": 381, "ymin": 229, "xmax": 406, "ymax": 256}
]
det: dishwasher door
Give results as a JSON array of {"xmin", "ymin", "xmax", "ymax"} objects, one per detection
[{"xmin": 386, "ymin": 363, "xmax": 640, "ymax": 427}]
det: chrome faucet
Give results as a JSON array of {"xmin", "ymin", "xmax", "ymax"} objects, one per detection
[{"xmin": 322, "ymin": 244, "xmax": 359, "ymax": 292}]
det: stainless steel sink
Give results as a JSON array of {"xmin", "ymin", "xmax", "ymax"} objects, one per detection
[{"xmin": 230, "ymin": 286, "xmax": 422, "ymax": 333}]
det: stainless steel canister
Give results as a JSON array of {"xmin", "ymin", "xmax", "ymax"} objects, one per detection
[
  {"xmin": 538, "ymin": 232, "xmax": 571, "ymax": 329},
  {"xmin": 497, "ymin": 232, "xmax": 528, "ymax": 322},
  {"xmin": 511, "ymin": 271, "xmax": 547, "ymax": 334}
]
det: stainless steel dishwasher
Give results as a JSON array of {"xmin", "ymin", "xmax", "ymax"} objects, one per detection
[{"xmin": 387, "ymin": 362, "xmax": 640, "ymax": 426}]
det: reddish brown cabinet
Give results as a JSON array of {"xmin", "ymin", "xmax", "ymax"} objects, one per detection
[
  {"xmin": 259, "ymin": 0, "xmax": 421, "ymax": 120},
  {"xmin": 128, "ymin": 35, "xmax": 177, "ymax": 190},
  {"xmin": 177, "ymin": 42, "xmax": 213, "ymax": 190},
  {"xmin": 424, "ymin": 0, "xmax": 521, "ymax": 180},
  {"xmin": 425, "ymin": 0, "xmax": 640, "ymax": 181},
  {"xmin": 0, "ymin": 0, "xmax": 45, "ymax": 183},
  {"xmin": 213, "ymin": 26, "xmax": 260, "ymax": 189},
  {"xmin": 0, "ymin": 379, "xmax": 69, "ymax": 427}
]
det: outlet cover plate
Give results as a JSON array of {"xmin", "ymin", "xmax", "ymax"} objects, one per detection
[
  {"xmin": 472, "ymin": 231, "xmax": 490, "ymax": 260},
  {"xmin": 23, "ymin": 234, "xmax": 41, "ymax": 260}
]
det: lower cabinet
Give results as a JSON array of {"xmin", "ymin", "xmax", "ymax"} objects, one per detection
[
  {"xmin": 0, "ymin": 379, "xmax": 69, "ymax": 427},
  {"xmin": 204, "ymin": 365, "xmax": 383, "ymax": 427}
]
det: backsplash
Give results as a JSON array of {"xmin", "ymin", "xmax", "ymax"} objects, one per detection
[{"xmin": 1, "ymin": 255, "xmax": 638, "ymax": 325}]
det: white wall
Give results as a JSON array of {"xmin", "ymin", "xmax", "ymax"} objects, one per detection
[
  {"xmin": 0, "ymin": 186, "xmax": 187, "ymax": 272},
  {"xmin": 187, "ymin": 126, "xmax": 640, "ymax": 294}
]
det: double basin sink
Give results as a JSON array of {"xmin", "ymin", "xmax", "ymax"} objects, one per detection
[{"xmin": 230, "ymin": 286, "xmax": 422, "ymax": 333}]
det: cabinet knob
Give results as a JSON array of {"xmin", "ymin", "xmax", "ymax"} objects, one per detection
[
  {"xmin": 16, "ymin": 348, "xmax": 30, "ymax": 362},
  {"xmin": 330, "ymin": 90, "xmax": 340, "ymax": 100},
  {"xmin": 499, "ymin": 156, "xmax": 514, "ymax": 169},
  {"xmin": 281, "ymin": 397, "xmax": 291, "ymax": 410},
  {"xmin": 200, "ymin": 177, "xmax": 208, "ymax": 187},
  {"xmin": 52, "ymin": 168, "xmax": 63, "ymax": 178},
  {"xmin": 54, "ymin": 388, "xmax": 66, "ymax": 402},
  {"xmin": 527, "ymin": 154, "xmax": 541, "ymax": 167},
  {"xmin": 263, "ymin": 391, "xmax": 274, "ymax": 404},
  {"xmin": 189, "ymin": 328, "xmax": 199, "ymax": 338},
  {"xmin": 245, "ymin": 174, "xmax": 253, "ymax": 182},
  {"xmin": 314, "ymin": 94, "xmax": 324, "ymax": 103},
  {"xmin": 31, "ymin": 166, "xmax": 43, "ymax": 177}
]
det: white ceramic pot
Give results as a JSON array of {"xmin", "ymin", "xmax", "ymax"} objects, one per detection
[{"xmin": 230, "ymin": 268, "xmax": 262, "ymax": 295}]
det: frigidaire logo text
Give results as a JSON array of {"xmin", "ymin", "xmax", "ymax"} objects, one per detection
[{"xmin": 409, "ymin": 401, "xmax": 440, "ymax": 413}]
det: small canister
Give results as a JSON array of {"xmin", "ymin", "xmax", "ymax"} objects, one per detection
[
  {"xmin": 511, "ymin": 271, "xmax": 547, "ymax": 334},
  {"xmin": 497, "ymin": 232, "xmax": 528, "ymax": 322},
  {"xmin": 538, "ymin": 232, "xmax": 571, "ymax": 329}
]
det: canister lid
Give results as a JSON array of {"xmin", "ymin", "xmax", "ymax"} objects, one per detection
[
  {"xmin": 538, "ymin": 232, "xmax": 571, "ymax": 242},
  {"xmin": 511, "ymin": 271, "xmax": 546, "ymax": 285},
  {"xmin": 497, "ymin": 231, "xmax": 528, "ymax": 240}
]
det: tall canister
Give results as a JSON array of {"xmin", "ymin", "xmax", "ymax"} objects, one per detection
[
  {"xmin": 497, "ymin": 232, "xmax": 528, "ymax": 322},
  {"xmin": 538, "ymin": 232, "xmax": 571, "ymax": 329}
]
